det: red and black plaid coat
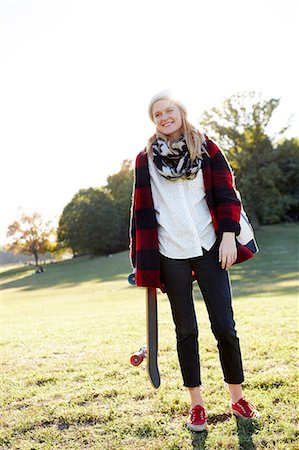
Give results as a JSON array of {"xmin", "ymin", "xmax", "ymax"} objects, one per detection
[{"xmin": 129, "ymin": 136, "xmax": 254, "ymax": 291}]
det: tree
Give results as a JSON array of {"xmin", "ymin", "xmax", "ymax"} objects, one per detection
[
  {"xmin": 201, "ymin": 91, "xmax": 293, "ymax": 224},
  {"xmin": 275, "ymin": 138, "xmax": 299, "ymax": 221},
  {"xmin": 57, "ymin": 187, "xmax": 120, "ymax": 256},
  {"xmin": 6, "ymin": 212, "xmax": 55, "ymax": 265},
  {"xmin": 105, "ymin": 159, "xmax": 134, "ymax": 250},
  {"xmin": 201, "ymin": 92, "xmax": 285, "ymax": 150}
]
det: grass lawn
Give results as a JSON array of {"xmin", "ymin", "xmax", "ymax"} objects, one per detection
[{"xmin": 0, "ymin": 224, "xmax": 298, "ymax": 449}]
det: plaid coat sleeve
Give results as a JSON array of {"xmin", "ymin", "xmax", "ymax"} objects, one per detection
[
  {"xmin": 129, "ymin": 157, "xmax": 137, "ymax": 269},
  {"xmin": 207, "ymin": 138, "xmax": 241, "ymax": 235},
  {"xmin": 129, "ymin": 150, "xmax": 162, "ymax": 288}
]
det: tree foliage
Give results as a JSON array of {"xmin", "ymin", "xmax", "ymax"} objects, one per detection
[
  {"xmin": 105, "ymin": 159, "xmax": 134, "ymax": 250},
  {"xmin": 57, "ymin": 187, "xmax": 120, "ymax": 256},
  {"xmin": 201, "ymin": 91, "xmax": 297, "ymax": 224},
  {"xmin": 275, "ymin": 137, "xmax": 299, "ymax": 220},
  {"xmin": 6, "ymin": 212, "xmax": 55, "ymax": 265}
]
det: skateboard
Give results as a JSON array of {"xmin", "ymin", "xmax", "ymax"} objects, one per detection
[{"xmin": 128, "ymin": 273, "xmax": 161, "ymax": 389}]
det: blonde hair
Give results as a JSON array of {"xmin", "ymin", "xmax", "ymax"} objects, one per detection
[{"xmin": 146, "ymin": 106, "xmax": 205, "ymax": 161}]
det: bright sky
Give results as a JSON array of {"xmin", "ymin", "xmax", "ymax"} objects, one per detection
[{"xmin": 1, "ymin": 0, "xmax": 298, "ymax": 245}]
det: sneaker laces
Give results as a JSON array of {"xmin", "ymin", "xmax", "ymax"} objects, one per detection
[
  {"xmin": 234, "ymin": 397, "xmax": 257, "ymax": 416},
  {"xmin": 190, "ymin": 405, "xmax": 206, "ymax": 422}
]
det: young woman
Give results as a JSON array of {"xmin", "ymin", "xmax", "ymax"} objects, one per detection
[{"xmin": 129, "ymin": 91, "xmax": 259, "ymax": 431}]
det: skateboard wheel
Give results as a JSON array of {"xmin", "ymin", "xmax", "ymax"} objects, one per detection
[
  {"xmin": 130, "ymin": 354, "xmax": 143, "ymax": 366},
  {"xmin": 130, "ymin": 346, "xmax": 147, "ymax": 366},
  {"xmin": 128, "ymin": 273, "xmax": 136, "ymax": 285}
]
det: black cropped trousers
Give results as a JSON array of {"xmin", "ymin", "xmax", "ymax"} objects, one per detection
[{"xmin": 160, "ymin": 240, "xmax": 244, "ymax": 387}]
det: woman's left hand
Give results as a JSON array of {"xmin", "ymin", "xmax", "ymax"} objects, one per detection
[{"xmin": 219, "ymin": 232, "xmax": 237, "ymax": 270}]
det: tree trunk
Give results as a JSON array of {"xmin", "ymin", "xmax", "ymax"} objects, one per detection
[{"xmin": 33, "ymin": 251, "xmax": 39, "ymax": 266}]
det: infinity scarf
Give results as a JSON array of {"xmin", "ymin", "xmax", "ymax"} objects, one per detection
[{"xmin": 152, "ymin": 135, "xmax": 202, "ymax": 181}]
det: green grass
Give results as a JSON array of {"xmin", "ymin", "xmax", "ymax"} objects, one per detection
[{"xmin": 0, "ymin": 224, "xmax": 298, "ymax": 449}]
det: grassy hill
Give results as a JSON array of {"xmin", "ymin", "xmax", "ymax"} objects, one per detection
[{"xmin": 1, "ymin": 224, "xmax": 298, "ymax": 449}]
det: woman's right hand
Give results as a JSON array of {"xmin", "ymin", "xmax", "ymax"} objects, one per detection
[{"xmin": 219, "ymin": 232, "xmax": 237, "ymax": 270}]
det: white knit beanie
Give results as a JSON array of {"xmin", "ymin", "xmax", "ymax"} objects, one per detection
[{"xmin": 148, "ymin": 90, "xmax": 187, "ymax": 122}]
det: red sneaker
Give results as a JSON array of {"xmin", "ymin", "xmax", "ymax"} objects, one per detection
[
  {"xmin": 231, "ymin": 397, "xmax": 260, "ymax": 419},
  {"xmin": 186, "ymin": 404, "xmax": 208, "ymax": 432}
]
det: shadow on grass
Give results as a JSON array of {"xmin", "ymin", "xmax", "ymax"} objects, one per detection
[
  {"xmin": 189, "ymin": 415, "xmax": 260, "ymax": 450},
  {"xmin": 235, "ymin": 416, "xmax": 261, "ymax": 450},
  {"xmin": 191, "ymin": 253, "xmax": 298, "ymax": 300},
  {"xmin": 188, "ymin": 414, "xmax": 230, "ymax": 449},
  {"xmin": 0, "ymin": 251, "xmax": 132, "ymax": 292},
  {"xmin": 190, "ymin": 429, "xmax": 208, "ymax": 449},
  {"xmin": 231, "ymin": 224, "xmax": 298, "ymax": 298},
  {"xmin": 228, "ymin": 260, "xmax": 298, "ymax": 298}
]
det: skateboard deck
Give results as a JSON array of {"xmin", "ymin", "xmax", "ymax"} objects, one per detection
[
  {"xmin": 128, "ymin": 274, "xmax": 160, "ymax": 388},
  {"xmin": 146, "ymin": 287, "xmax": 160, "ymax": 389}
]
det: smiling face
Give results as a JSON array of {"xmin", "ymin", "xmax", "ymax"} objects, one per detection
[{"xmin": 152, "ymin": 99, "xmax": 183, "ymax": 141}]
